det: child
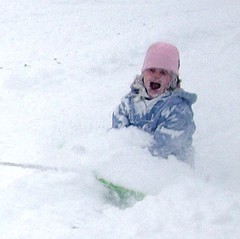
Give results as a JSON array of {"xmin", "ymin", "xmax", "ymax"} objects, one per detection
[{"xmin": 112, "ymin": 42, "xmax": 197, "ymax": 164}]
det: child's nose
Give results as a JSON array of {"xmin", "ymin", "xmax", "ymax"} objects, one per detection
[{"xmin": 153, "ymin": 71, "xmax": 161, "ymax": 79}]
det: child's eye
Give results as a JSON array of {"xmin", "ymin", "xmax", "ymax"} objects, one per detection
[
  {"xmin": 160, "ymin": 70, "xmax": 167, "ymax": 75},
  {"xmin": 149, "ymin": 68, "xmax": 156, "ymax": 73}
]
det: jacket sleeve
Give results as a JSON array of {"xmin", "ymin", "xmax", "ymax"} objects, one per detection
[
  {"xmin": 149, "ymin": 100, "xmax": 196, "ymax": 159},
  {"xmin": 112, "ymin": 96, "xmax": 130, "ymax": 128}
]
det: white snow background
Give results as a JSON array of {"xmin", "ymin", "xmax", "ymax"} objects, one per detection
[{"xmin": 0, "ymin": 0, "xmax": 240, "ymax": 238}]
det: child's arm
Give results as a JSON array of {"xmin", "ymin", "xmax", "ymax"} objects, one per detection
[
  {"xmin": 149, "ymin": 101, "xmax": 196, "ymax": 159},
  {"xmin": 112, "ymin": 96, "xmax": 130, "ymax": 128}
]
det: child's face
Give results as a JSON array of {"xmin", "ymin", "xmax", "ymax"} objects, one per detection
[{"xmin": 143, "ymin": 68, "xmax": 172, "ymax": 98}]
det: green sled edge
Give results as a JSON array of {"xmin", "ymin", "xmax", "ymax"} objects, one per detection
[{"xmin": 96, "ymin": 176, "xmax": 146, "ymax": 201}]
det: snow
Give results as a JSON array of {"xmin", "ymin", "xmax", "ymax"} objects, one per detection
[{"xmin": 0, "ymin": 0, "xmax": 240, "ymax": 238}]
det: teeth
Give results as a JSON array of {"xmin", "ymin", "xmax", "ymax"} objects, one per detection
[{"xmin": 150, "ymin": 82, "xmax": 161, "ymax": 90}]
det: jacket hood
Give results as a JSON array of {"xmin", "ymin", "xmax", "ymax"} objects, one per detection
[
  {"xmin": 172, "ymin": 88, "xmax": 197, "ymax": 105},
  {"xmin": 130, "ymin": 75, "xmax": 150, "ymax": 100}
]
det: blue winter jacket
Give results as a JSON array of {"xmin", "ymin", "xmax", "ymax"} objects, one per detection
[{"xmin": 112, "ymin": 75, "xmax": 197, "ymax": 163}]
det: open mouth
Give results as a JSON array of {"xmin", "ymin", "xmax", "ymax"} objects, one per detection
[{"xmin": 150, "ymin": 82, "xmax": 161, "ymax": 90}]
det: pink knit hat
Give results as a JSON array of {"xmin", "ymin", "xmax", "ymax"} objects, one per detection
[{"xmin": 141, "ymin": 42, "xmax": 180, "ymax": 75}]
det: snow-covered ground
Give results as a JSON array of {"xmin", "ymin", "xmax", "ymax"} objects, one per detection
[{"xmin": 0, "ymin": 0, "xmax": 240, "ymax": 238}]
